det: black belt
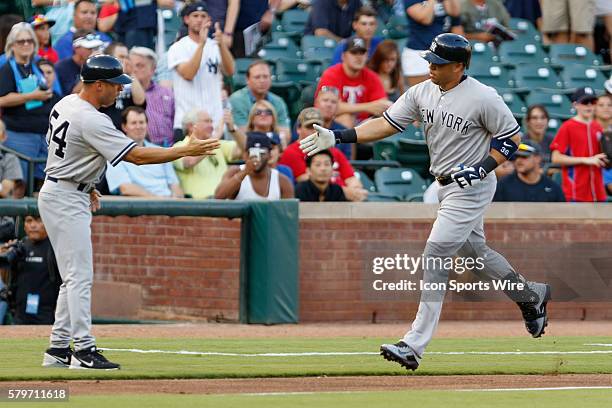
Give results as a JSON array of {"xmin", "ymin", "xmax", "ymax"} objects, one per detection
[
  {"xmin": 46, "ymin": 176, "xmax": 93, "ymax": 193},
  {"xmin": 436, "ymin": 175, "xmax": 454, "ymax": 186}
]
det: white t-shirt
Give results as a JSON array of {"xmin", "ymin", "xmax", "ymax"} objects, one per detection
[{"xmin": 167, "ymin": 35, "xmax": 223, "ymax": 130}]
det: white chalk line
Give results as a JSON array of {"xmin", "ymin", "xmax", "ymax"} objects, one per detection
[
  {"xmin": 458, "ymin": 386, "xmax": 612, "ymax": 392},
  {"xmin": 99, "ymin": 348, "xmax": 612, "ymax": 357},
  {"xmin": 585, "ymin": 343, "xmax": 612, "ymax": 347}
]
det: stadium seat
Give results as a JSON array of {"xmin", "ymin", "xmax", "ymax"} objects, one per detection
[
  {"xmin": 498, "ymin": 41, "xmax": 550, "ymax": 66},
  {"xmin": 386, "ymin": 14, "xmax": 409, "ymax": 39},
  {"xmin": 366, "ymin": 193, "xmax": 402, "ymax": 202},
  {"xmin": 469, "ymin": 41, "xmax": 498, "ymax": 65},
  {"xmin": 508, "ymin": 18, "xmax": 542, "ymax": 43},
  {"xmin": 275, "ymin": 58, "xmax": 320, "ymax": 86},
  {"xmin": 232, "ymin": 58, "xmax": 255, "ymax": 90},
  {"xmin": 498, "ymin": 89, "xmax": 528, "ymax": 119},
  {"xmin": 373, "ymin": 133, "xmax": 403, "ymax": 161},
  {"xmin": 525, "ymin": 92, "xmax": 573, "ymax": 120},
  {"xmin": 281, "ymin": 9, "xmax": 309, "ymax": 39},
  {"xmin": 470, "ymin": 63, "xmax": 515, "ymax": 89},
  {"xmin": 258, "ymin": 36, "xmax": 301, "ymax": 60},
  {"xmin": 561, "ymin": 65, "xmax": 608, "ymax": 93},
  {"xmin": 161, "ymin": 8, "xmax": 181, "ymax": 49},
  {"xmin": 354, "ymin": 170, "xmax": 376, "ymax": 193},
  {"xmin": 374, "ymin": 168, "xmax": 428, "ymax": 201},
  {"xmin": 396, "ymin": 128, "xmax": 430, "ymax": 178},
  {"xmin": 513, "ymin": 64, "xmax": 564, "ymax": 92},
  {"xmin": 301, "ymin": 35, "xmax": 337, "ymax": 53},
  {"xmin": 549, "ymin": 43, "xmax": 604, "ymax": 68},
  {"xmin": 375, "ymin": 16, "xmax": 389, "ymax": 38}
]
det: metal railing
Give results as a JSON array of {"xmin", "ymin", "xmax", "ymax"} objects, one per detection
[{"xmin": 0, "ymin": 145, "xmax": 47, "ymax": 197}]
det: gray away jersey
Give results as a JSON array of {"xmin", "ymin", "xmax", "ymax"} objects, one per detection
[
  {"xmin": 383, "ymin": 76, "xmax": 520, "ymax": 177},
  {"xmin": 44, "ymin": 94, "xmax": 137, "ymax": 184}
]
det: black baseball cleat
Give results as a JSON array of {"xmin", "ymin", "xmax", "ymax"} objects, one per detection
[
  {"xmin": 70, "ymin": 346, "xmax": 120, "ymax": 370},
  {"xmin": 42, "ymin": 347, "xmax": 73, "ymax": 368},
  {"xmin": 380, "ymin": 341, "xmax": 419, "ymax": 371},
  {"xmin": 517, "ymin": 283, "xmax": 551, "ymax": 338}
]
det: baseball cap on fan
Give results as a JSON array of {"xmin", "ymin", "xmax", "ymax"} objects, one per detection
[
  {"xmin": 297, "ymin": 107, "xmax": 324, "ymax": 128},
  {"xmin": 571, "ymin": 87, "xmax": 598, "ymax": 104},
  {"xmin": 181, "ymin": 1, "xmax": 208, "ymax": 17},
  {"xmin": 343, "ymin": 37, "xmax": 367, "ymax": 53},
  {"xmin": 72, "ymin": 32, "xmax": 104, "ymax": 50}
]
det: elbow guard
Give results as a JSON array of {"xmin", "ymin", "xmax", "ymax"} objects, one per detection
[{"xmin": 490, "ymin": 137, "xmax": 518, "ymax": 160}]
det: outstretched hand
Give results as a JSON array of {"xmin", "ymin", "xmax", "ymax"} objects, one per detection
[
  {"xmin": 299, "ymin": 124, "xmax": 336, "ymax": 156},
  {"xmin": 187, "ymin": 137, "xmax": 221, "ymax": 157}
]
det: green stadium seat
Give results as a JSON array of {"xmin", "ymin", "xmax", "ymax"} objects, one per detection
[
  {"xmin": 561, "ymin": 65, "xmax": 608, "ymax": 93},
  {"xmin": 301, "ymin": 35, "xmax": 337, "ymax": 53},
  {"xmin": 508, "ymin": 18, "xmax": 542, "ymax": 43},
  {"xmin": 386, "ymin": 14, "xmax": 409, "ymax": 39},
  {"xmin": 498, "ymin": 41, "xmax": 550, "ymax": 66},
  {"xmin": 275, "ymin": 58, "xmax": 320, "ymax": 86},
  {"xmin": 373, "ymin": 133, "xmax": 403, "ymax": 161},
  {"xmin": 355, "ymin": 170, "xmax": 376, "ymax": 193},
  {"xmin": 375, "ymin": 16, "xmax": 389, "ymax": 37},
  {"xmin": 374, "ymin": 168, "xmax": 428, "ymax": 201},
  {"xmin": 513, "ymin": 64, "xmax": 564, "ymax": 92},
  {"xmin": 498, "ymin": 89, "xmax": 528, "ymax": 119},
  {"xmin": 231, "ymin": 58, "xmax": 255, "ymax": 89},
  {"xmin": 302, "ymin": 47, "xmax": 334, "ymax": 64},
  {"xmin": 258, "ymin": 36, "xmax": 301, "ymax": 60},
  {"xmin": 396, "ymin": 127, "xmax": 430, "ymax": 177},
  {"xmin": 549, "ymin": 43, "xmax": 604, "ymax": 68},
  {"xmin": 161, "ymin": 8, "xmax": 180, "ymax": 49},
  {"xmin": 281, "ymin": 8, "xmax": 309, "ymax": 39},
  {"xmin": 470, "ymin": 63, "xmax": 515, "ymax": 89},
  {"xmin": 469, "ymin": 41, "xmax": 498, "ymax": 64},
  {"xmin": 525, "ymin": 92, "xmax": 573, "ymax": 120}
]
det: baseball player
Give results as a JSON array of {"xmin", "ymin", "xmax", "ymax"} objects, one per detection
[
  {"xmin": 39, "ymin": 55, "xmax": 220, "ymax": 370},
  {"xmin": 301, "ymin": 33, "xmax": 550, "ymax": 371}
]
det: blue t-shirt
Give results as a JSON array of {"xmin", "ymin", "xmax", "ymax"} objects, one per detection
[
  {"xmin": 603, "ymin": 168, "xmax": 612, "ymax": 191},
  {"xmin": 493, "ymin": 172, "xmax": 566, "ymax": 202},
  {"xmin": 330, "ymin": 36, "xmax": 384, "ymax": 65},
  {"xmin": 106, "ymin": 141, "xmax": 179, "ymax": 196},
  {"xmin": 503, "ymin": 0, "xmax": 541, "ymax": 26},
  {"xmin": 114, "ymin": 2, "xmax": 158, "ymax": 33},
  {"xmin": 277, "ymin": 164, "xmax": 295, "ymax": 184},
  {"xmin": 304, "ymin": 0, "xmax": 362, "ymax": 38},
  {"xmin": 404, "ymin": 0, "xmax": 461, "ymax": 50},
  {"xmin": 54, "ymin": 30, "xmax": 112, "ymax": 60},
  {"xmin": 236, "ymin": 0, "xmax": 268, "ymax": 31},
  {"xmin": 55, "ymin": 57, "xmax": 81, "ymax": 96}
]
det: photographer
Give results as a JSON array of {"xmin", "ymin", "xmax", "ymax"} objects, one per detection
[{"xmin": 1, "ymin": 215, "xmax": 61, "ymax": 325}]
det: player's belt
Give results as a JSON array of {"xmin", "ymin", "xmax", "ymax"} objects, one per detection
[
  {"xmin": 46, "ymin": 176, "xmax": 94, "ymax": 193},
  {"xmin": 436, "ymin": 175, "xmax": 454, "ymax": 186}
]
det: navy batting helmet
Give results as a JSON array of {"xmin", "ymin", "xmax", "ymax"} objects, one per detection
[
  {"xmin": 420, "ymin": 33, "xmax": 472, "ymax": 69},
  {"xmin": 80, "ymin": 55, "xmax": 132, "ymax": 84}
]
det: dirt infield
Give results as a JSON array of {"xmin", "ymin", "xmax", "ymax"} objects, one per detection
[
  {"xmin": 2, "ymin": 374, "xmax": 612, "ymax": 395},
  {"xmin": 2, "ymin": 320, "xmax": 611, "ymax": 339}
]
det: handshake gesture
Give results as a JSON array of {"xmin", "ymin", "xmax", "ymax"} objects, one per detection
[{"xmin": 299, "ymin": 124, "xmax": 336, "ymax": 156}]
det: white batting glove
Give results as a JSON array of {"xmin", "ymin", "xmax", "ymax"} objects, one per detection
[
  {"xmin": 450, "ymin": 164, "xmax": 487, "ymax": 189},
  {"xmin": 299, "ymin": 124, "xmax": 336, "ymax": 156}
]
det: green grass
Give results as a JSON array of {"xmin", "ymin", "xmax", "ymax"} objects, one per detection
[
  {"xmin": 7, "ymin": 389, "xmax": 612, "ymax": 408},
  {"xmin": 1, "ymin": 336, "xmax": 611, "ymax": 381}
]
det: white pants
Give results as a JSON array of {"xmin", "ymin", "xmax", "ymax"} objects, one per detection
[
  {"xmin": 38, "ymin": 181, "xmax": 95, "ymax": 351},
  {"xmin": 401, "ymin": 47, "xmax": 430, "ymax": 77}
]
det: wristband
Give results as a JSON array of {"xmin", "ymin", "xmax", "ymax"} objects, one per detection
[
  {"xmin": 478, "ymin": 156, "xmax": 499, "ymax": 175},
  {"xmin": 332, "ymin": 128, "xmax": 357, "ymax": 144},
  {"xmin": 490, "ymin": 137, "xmax": 518, "ymax": 160}
]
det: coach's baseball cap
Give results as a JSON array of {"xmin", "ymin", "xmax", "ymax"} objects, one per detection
[
  {"xmin": 514, "ymin": 140, "xmax": 541, "ymax": 158},
  {"xmin": 246, "ymin": 132, "xmax": 272, "ymax": 150},
  {"xmin": 181, "ymin": 1, "xmax": 208, "ymax": 17},
  {"xmin": 343, "ymin": 37, "xmax": 367, "ymax": 53},
  {"xmin": 297, "ymin": 107, "xmax": 324, "ymax": 128},
  {"xmin": 571, "ymin": 87, "xmax": 598, "ymax": 104}
]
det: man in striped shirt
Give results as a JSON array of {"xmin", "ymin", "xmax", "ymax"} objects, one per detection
[{"xmin": 129, "ymin": 47, "xmax": 175, "ymax": 147}]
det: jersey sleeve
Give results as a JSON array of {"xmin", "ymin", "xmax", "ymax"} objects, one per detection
[
  {"xmin": 383, "ymin": 87, "xmax": 419, "ymax": 132},
  {"xmin": 480, "ymin": 90, "xmax": 521, "ymax": 140},
  {"xmin": 167, "ymin": 42, "xmax": 189, "ymax": 71},
  {"xmin": 549, "ymin": 124, "xmax": 568, "ymax": 153},
  {"xmin": 85, "ymin": 114, "xmax": 137, "ymax": 167}
]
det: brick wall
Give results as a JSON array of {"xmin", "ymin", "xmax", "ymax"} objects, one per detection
[
  {"xmin": 90, "ymin": 204, "xmax": 612, "ymax": 322},
  {"xmin": 92, "ymin": 215, "xmax": 241, "ymax": 321}
]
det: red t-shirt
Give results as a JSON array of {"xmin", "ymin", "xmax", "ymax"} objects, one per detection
[
  {"xmin": 278, "ymin": 142, "xmax": 355, "ymax": 187},
  {"xmin": 99, "ymin": 3, "xmax": 120, "ymax": 18},
  {"xmin": 549, "ymin": 118, "xmax": 607, "ymax": 202},
  {"xmin": 316, "ymin": 64, "xmax": 387, "ymax": 122},
  {"xmin": 38, "ymin": 46, "xmax": 58, "ymax": 64}
]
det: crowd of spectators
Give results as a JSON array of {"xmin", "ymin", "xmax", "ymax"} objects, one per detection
[{"xmin": 0, "ymin": 0, "xmax": 610, "ymax": 208}]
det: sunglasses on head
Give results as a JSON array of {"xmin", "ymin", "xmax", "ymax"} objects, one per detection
[
  {"xmin": 578, "ymin": 99, "xmax": 597, "ymax": 105},
  {"xmin": 15, "ymin": 38, "xmax": 34, "ymax": 46},
  {"xmin": 255, "ymin": 109, "xmax": 273, "ymax": 116},
  {"xmin": 320, "ymin": 85, "xmax": 340, "ymax": 97}
]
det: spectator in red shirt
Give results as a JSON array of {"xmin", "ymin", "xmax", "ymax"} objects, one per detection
[
  {"xmin": 279, "ymin": 107, "xmax": 367, "ymax": 201},
  {"xmin": 316, "ymin": 37, "xmax": 391, "ymax": 129},
  {"xmin": 550, "ymin": 87, "xmax": 609, "ymax": 202},
  {"xmin": 30, "ymin": 15, "xmax": 59, "ymax": 64}
]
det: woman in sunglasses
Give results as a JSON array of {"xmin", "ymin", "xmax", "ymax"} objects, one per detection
[
  {"xmin": 246, "ymin": 100, "xmax": 295, "ymax": 183},
  {"xmin": 0, "ymin": 23, "xmax": 61, "ymax": 196}
]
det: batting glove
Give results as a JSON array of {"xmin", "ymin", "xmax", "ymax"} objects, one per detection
[
  {"xmin": 299, "ymin": 124, "xmax": 336, "ymax": 156},
  {"xmin": 451, "ymin": 163, "xmax": 488, "ymax": 189}
]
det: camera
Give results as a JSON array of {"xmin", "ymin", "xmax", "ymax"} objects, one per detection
[{"xmin": 0, "ymin": 241, "xmax": 26, "ymax": 268}]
